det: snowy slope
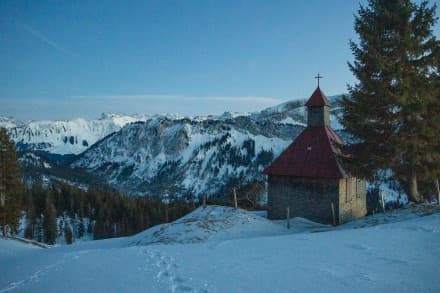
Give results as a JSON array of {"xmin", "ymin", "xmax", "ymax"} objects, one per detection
[
  {"xmin": 1, "ymin": 113, "xmax": 148, "ymax": 155},
  {"xmin": 129, "ymin": 206, "xmax": 327, "ymax": 246},
  {"xmin": 0, "ymin": 205, "xmax": 439, "ymax": 292},
  {"xmin": 0, "ymin": 237, "xmax": 41, "ymax": 260}
]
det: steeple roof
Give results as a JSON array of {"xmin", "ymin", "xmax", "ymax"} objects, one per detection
[
  {"xmin": 262, "ymin": 126, "xmax": 348, "ymax": 178},
  {"xmin": 263, "ymin": 86, "xmax": 349, "ymax": 179},
  {"xmin": 305, "ymin": 86, "xmax": 331, "ymax": 107}
]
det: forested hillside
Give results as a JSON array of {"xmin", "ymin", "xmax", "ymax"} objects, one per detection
[{"xmin": 21, "ymin": 183, "xmax": 194, "ymax": 244}]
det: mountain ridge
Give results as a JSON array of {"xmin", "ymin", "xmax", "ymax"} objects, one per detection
[{"xmin": 1, "ymin": 95, "xmax": 347, "ymax": 199}]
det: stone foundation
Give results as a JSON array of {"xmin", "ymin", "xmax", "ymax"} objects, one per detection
[{"xmin": 267, "ymin": 175, "xmax": 366, "ymax": 225}]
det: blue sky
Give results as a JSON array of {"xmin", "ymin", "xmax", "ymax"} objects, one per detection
[{"xmin": 1, "ymin": 0, "xmax": 439, "ymax": 120}]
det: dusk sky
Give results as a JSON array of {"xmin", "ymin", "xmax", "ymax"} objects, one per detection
[{"xmin": 1, "ymin": 0, "xmax": 439, "ymax": 120}]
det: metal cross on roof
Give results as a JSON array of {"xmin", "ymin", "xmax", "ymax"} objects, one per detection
[{"xmin": 314, "ymin": 73, "xmax": 323, "ymax": 87}]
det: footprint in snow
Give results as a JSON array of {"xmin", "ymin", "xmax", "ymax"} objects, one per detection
[{"xmin": 142, "ymin": 248, "xmax": 202, "ymax": 293}]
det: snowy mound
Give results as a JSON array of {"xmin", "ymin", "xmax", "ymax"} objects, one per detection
[
  {"xmin": 0, "ymin": 237, "xmax": 43, "ymax": 261},
  {"xmin": 131, "ymin": 206, "xmax": 292, "ymax": 246}
]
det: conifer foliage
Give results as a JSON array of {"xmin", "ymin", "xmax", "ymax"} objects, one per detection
[
  {"xmin": 0, "ymin": 128, "xmax": 23, "ymax": 236},
  {"xmin": 23, "ymin": 183, "xmax": 195, "ymax": 244},
  {"xmin": 339, "ymin": 0, "xmax": 440, "ymax": 202}
]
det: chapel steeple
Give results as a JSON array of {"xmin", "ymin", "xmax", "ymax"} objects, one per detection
[{"xmin": 305, "ymin": 86, "xmax": 331, "ymax": 126}]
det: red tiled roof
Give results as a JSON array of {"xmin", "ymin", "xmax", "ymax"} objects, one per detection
[
  {"xmin": 263, "ymin": 126, "xmax": 349, "ymax": 178},
  {"xmin": 305, "ymin": 87, "xmax": 331, "ymax": 107}
]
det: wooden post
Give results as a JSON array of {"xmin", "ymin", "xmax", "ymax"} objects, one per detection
[
  {"xmin": 381, "ymin": 193, "xmax": 385, "ymax": 213},
  {"xmin": 286, "ymin": 206, "xmax": 290, "ymax": 229},
  {"xmin": 0, "ymin": 182, "xmax": 5, "ymax": 207},
  {"xmin": 435, "ymin": 178, "xmax": 440, "ymax": 206},
  {"xmin": 233, "ymin": 188, "xmax": 238, "ymax": 209},
  {"xmin": 331, "ymin": 202, "xmax": 336, "ymax": 226},
  {"xmin": 202, "ymin": 195, "xmax": 206, "ymax": 209}
]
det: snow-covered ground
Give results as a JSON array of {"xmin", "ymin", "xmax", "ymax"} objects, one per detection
[
  {"xmin": 1, "ymin": 205, "xmax": 439, "ymax": 293},
  {"xmin": 0, "ymin": 237, "xmax": 41, "ymax": 260}
]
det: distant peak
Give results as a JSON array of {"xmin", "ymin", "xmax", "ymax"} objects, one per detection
[{"xmin": 100, "ymin": 112, "xmax": 121, "ymax": 119}]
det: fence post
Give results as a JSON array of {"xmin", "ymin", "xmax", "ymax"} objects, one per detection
[
  {"xmin": 286, "ymin": 206, "xmax": 290, "ymax": 229},
  {"xmin": 331, "ymin": 202, "xmax": 336, "ymax": 226},
  {"xmin": 203, "ymin": 195, "xmax": 206, "ymax": 209},
  {"xmin": 233, "ymin": 188, "xmax": 238, "ymax": 209},
  {"xmin": 435, "ymin": 178, "xmax": 440, "ymax": 206},
  {"xmin": 381, "ymin": 193, "xmax": 385, "ymax": 213}
]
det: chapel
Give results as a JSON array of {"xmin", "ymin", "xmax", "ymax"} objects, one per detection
[{"xmin": 263, "ymin": 85, "xmax": 366, "ymax": 225}]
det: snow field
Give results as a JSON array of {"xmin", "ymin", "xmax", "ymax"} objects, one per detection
[{"xmin": 1, "ymin": 205, "xmax": 439, "ymax": 292}]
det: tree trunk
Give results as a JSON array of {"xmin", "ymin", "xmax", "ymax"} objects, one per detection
[{"xmin": 408, "ymin": 171, "xmax": 422, "ymax": 203}]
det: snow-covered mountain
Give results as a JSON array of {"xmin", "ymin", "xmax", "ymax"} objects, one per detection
[
  {"xmin": 72, "ymin": 116, "xmax": 295, "ymax": 198},
  {"xmin": 2, "ymin": 95, "xmax": 347, "ymax": 199},
  {"xmin": 70, "ymin": 97, "xmax": 343, "ymax": 199},
  {"xmin": 1, "ymin": 113, "xmax": 148, "ymax": 155}
]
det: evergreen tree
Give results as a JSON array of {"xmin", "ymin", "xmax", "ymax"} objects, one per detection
[
  {"xmin": 36, "ymin": 217, "xmax": 44, "ymax": 243},
  {"xmin": 24, "ymin": 221, "xmax": 33, "ymax": 240},
  {"xmin": 0, "ymin": 128, "xmax": 23, "ymax": 236},
  {"xmin": 77, "ymin": 217, "xmax": 85, "ymax": 239},
  {"xmin": 64, "ymin": 224, "xmax": 73, "ymax": 245},
  {"xmin": 87, "ymin": 220, "xmax": 93, "ymax": 234},
  {"xmin": 43, "ymin": 198, "xmax": 58, "ymax": 245},
  {"xmin": 58, "ymin": 218, "xmax": 64, "ymax": 237},
  {"xmin": 339, "ymin": 0, "xmax": 440, "ymax": 202}
]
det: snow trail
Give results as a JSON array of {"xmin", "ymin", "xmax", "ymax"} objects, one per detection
[{"xmin": 141, "ymin": 247, "xmax": 208, "ymax": 293}]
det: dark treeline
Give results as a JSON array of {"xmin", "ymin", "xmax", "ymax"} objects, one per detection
[{"xmin": 22, "ymin": 183, "xmax": 195, "ymax": 244}]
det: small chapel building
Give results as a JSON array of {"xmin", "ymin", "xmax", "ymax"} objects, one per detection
[{"xmin": 263, "ymin": 85, "xmax": 367, "ymax": 225}]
